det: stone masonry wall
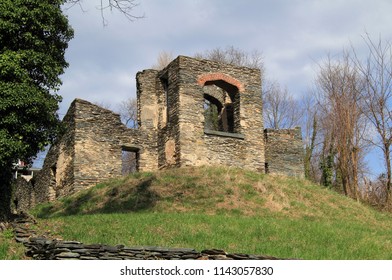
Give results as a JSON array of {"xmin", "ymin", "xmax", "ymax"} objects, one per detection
[
  {"xmin": 155, "ymin": 59, "xmax": 182, "ymax": 169},
  {"xmin": 73, "ymin": 99, "xmax": 126, "ymax": 191},
  {"xmin": 33, "ymin": 103, "xmax": 77, "ymax": 202},
  {"xmin": 33, "ymin": 99, "xmax": 155, "ymax": 203},
  {"xmin": 70, "ymin": 99, "xmax": 160, "ymax": 192},
  {"xmin": 12, "ymin": 216, "xmax": 283, "ymax": 260},
  {"xmin": 157, "ymin": 56, "xmax": 265, "ymax": 172},
  {"xmin": 264, "ymin": 127, "xmax": 305, "ymax": 178},
  {"xmin": 136, "ymin": 70, "xmax": 165, "ymax": 170}
]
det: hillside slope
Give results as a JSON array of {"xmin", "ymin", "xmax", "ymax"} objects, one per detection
[{"xmin": 32, "ymin": 166, "xmax": 392, "ymax": 259}]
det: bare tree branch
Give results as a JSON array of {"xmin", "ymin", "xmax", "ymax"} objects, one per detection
[
  {"xmin": 117, "ymin": 97, "xmax": 138, "ymax": 128},
  {"xmin": 194, "ymin": 46, "xmax": 265, "ymax": 74},
  {"xmin": 263, "ymin": 80, "xmax": 303, "ymax": 129},
  {"xmin": 152, "ymin": 51, "xmax": 174, "ymax": 70},
  {"xmin": 64, "ymin": 0, "xmax": 144, "ymax": 26}
]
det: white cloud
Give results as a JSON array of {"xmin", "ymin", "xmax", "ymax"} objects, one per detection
[{"xmin": 59, "ymin": 0, "xmax": 392, "ymax": 110}]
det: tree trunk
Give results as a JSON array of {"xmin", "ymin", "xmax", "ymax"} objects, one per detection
[
  {"xmin": 304, "ymin": 116, "xmax": 317, "ymax": 180},
  {"xmin": 0, "ymin": 166, "xmax": 13, "ymax": 222},
  {"xmin": 385, "ymin": 144, "xmax": 391, "ymax": 203}
]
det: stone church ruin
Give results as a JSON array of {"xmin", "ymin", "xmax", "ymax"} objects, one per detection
[{"xmin": 17, "ymin": 56, "xmax": 304, "ymax": 208}]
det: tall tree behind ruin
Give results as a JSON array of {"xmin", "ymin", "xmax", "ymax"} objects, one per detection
[
  {"xmin": 315, "ymin": 53, "xmax": 367, "ymax": 199},
  {"xmin": 352, "ymin": 34, "xmax": 392, "ymax": 203},
  {"xmin": 118, "ymin": 98, "xmax": 138, "ymax": 128},
  {"xmin": 301, "ymin": 92, "xmax": 319, "ymax": 181}
]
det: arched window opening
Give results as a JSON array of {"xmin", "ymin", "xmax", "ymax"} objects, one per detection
[
  {"xmin": 203, "ymin": 81, "xmax": 240, "ymax": 134},
  {"xmin": 204, "ymin": 96, "xmax": 221, "ymax": 131}
]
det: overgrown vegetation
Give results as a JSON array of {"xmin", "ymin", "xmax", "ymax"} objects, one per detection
[{"xmin": 31, "ymin": 166, "xmax": 392, "ymax": 259}]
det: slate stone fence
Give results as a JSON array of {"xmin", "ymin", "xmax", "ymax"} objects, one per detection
[{"xmin": 10, "ymin": 215, "xmax": 282, "ymax": 260}]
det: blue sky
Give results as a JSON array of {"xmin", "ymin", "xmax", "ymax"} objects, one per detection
[{"xmin": 54, "ymin": 0, "xmax": 392, "ymax": 177}]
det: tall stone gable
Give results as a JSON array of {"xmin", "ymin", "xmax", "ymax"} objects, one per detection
[{"xmin": 32, "ymin": 55, "xmax": 304, "ymax": 203}]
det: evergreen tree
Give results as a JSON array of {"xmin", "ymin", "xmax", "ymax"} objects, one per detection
[{"xmin": 0, "ymin": 0, "xmax": 73, "ymax": 220}]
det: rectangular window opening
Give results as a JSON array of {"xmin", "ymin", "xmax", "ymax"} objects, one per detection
[{"xmin": 122, "ymin": 148, "xmax": 139, "ymax": 175}]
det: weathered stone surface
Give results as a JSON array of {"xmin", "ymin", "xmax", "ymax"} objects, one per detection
[
  {"xmin": 55, "ymin": 242, "xmax": 84, "ymax": 249},
  {"xmin": 14, "ymin": 237, "xmax": 29, "ymax": 243},
  {"xmin": 55, "ymin": 252, "xmax": 80, "ymax": 258},
  {"xmin": 201, "ymin": 249, "xmax": 226, "ymax": 255},
  {"xmin": 264, "ymin": 127, "xmax": 305, "ymax": 178},
  {"xmin": 52, "ymin": 248, "xmax": 71, "ymax": 254},
  {"xmin": 80, "ymin": 256, "xmax": 99, "ymax": 260}
]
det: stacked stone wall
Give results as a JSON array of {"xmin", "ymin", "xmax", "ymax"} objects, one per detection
[
  {"xmin": 12, "ymin": 216, "xmax": 283, "ymax": 260},
  {"xmin": 32, "ymin": 99, "xmax": 152, "ymax": 203},
  {"xmin": 32, "ymin": 103, "xmax": 77, "ymax": 202},
  {"xmin": 264, "ymin": 127, "xmax": 305, "ymax": 177},
  {"xmin": 173, "ymin": 56, "xmax": 265, "ymax": 172},
  {"xmin": 135, "ymin": 70, "xmax": 160, "ymax": 171},
  {"xmin": 160, "ymin": 59, "xmax": 182, "ymax": 168},
  {"xmin": 73, "ymin": 99, "xmax": 124, "ymax": 191}
]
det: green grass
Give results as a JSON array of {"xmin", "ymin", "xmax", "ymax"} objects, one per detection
[
  {"xmin": 36, "ymin": 212, "xmax": 392, "ymax": 259},
  {"xmin": 30, "ymin": 166, "xmax": 392, "ymax": 259},
  {"xmin": 0, "ymin": 229, "xmax": 26, "ymax": 260}
]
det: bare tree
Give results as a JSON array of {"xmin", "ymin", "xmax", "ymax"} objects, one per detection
[
  {"xmin": 117, "ymin": 97, "xmax": 138, "ymax": 128},
  {"xmin": 263, "ymin": 80, "xmax": 303, "ymax": 129},
  {"xmin": 152, "ymin": 51, "xmax": 174, "ymax": 70},
  {"xmin": 316, "ymin": 52, "xmax": 367, "ymax": 199},
  {"xmin": 65, "ymin": 0, "xmax": 144, "ymax": 25},
  {"xmin": 363, "ymin": 174, "xmax": 390, "ymax": 207},
  {"xmin": 301, "ymin": 92, "xmax": 319, "ymax": 181},
  {"xmin": 195, "ymin": 46, "xmax": 264, "ymax": 74},
  {"xmin": 352, "ymin": 34, "xmax": 392, "ymax": 202}
]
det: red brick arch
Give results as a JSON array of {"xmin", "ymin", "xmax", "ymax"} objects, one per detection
[{"xmin": 197, "ymin": 73, "xmax": 244, "ymax": 92}]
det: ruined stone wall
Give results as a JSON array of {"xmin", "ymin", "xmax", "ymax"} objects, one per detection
[
  {"xmin": 33, "ymin": 103, "xmax": 77, "ymax": 202},
  {"xmin": 136, "ymin": 70, "xmax": 162, "ymax": 171},
  {"xmin": 168, "ymin": 56, "xmax": 265, "ymax": 172},
  {"xmin": 29, "ymin": 55, "xmax": 304, "ymax": 208},
  {"xmin": 13, "ymin": 177, "xmax": 34, "ymax": 212},
  {"xmin": 264, "ymin": 127, "xmax": 305, "ymax": 178},
  {"xmin": 71, "ymin": 99, "xmax": 157, "ymax": 191},
  {"xmin": 158, "ymin": 59, "xmax": 181, "ymax": 168},
  {"xmin": 72, "ymin": 99, "xmax": 124, "ymax": 191},
  {"xmin": 137, "ymin": 63, "xmax": 182, "ymax": 169},
  {"xmin": 33, "ymin": 99, "xmax": 153, "ymax": 202}
]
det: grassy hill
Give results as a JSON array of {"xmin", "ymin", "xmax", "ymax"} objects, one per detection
[{"xmin": 17, "ymin": 166, "xmax": 392, "ymax": 259}]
